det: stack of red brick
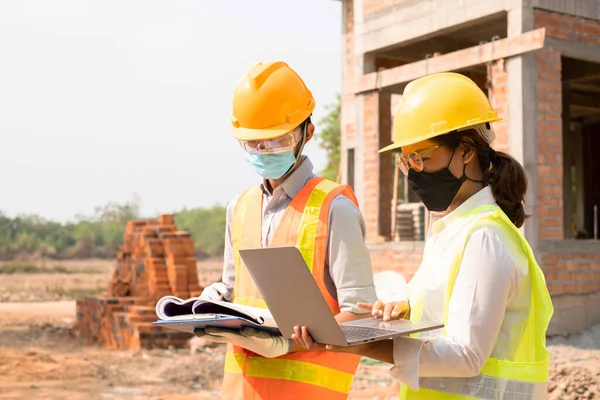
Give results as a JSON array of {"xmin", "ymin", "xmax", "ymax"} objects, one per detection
[{"xmin": 75, "ymin": 214, "xmax": 204, "ymax": 350}]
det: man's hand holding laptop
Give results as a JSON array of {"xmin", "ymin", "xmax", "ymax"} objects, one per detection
[{"xmin": 193, "ymin": 299, "xmax": 410, "ymax": 357}]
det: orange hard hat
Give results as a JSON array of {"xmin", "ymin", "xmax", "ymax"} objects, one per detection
[{"xmin": 231, "ymin": 61, "xmax": 315, "ymax": 141}]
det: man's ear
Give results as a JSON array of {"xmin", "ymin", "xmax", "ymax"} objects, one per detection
[{"xmin": 305, "ymin": 123, "xmax": 315, "ymax": 143}]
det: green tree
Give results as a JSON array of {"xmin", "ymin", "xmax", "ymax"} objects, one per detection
[
  {"xmin": 0, "ymin": 197, "xmax": 231, "ymax": 261},
  {"xmin": 316, "ymin": 94, "xmax": 341, "ymax": 182}
]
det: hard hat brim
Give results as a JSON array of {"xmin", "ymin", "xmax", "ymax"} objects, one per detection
[
  {"xmin": 378, "ymin": 141, "xmax": 403, "ymax": 154},
  {"xmin": 232, "ymin": 122, "xmax": 300, "ymax": 142},
  {"xmin": 378, "ymin": 116, "xmax": 502, "ymax": 154}
]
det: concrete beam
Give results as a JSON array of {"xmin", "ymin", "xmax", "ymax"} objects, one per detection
[
  {"xmin": 361, "ymin": 0, "xmax": 513, "ymax": 54},
  {"xmin": 346, "ymin": 28, "xmax": 547, "ymax": 95},
  {"xmin": 546, "ymin": 36, "xmax": 600, "ymax": 64},
  {"xmin": 538, "ymin": 239, "xmax": 600, "ymax": 254}
]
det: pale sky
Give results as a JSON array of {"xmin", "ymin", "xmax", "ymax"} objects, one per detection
[{"xmin": 0, "ymin": 0, "xmax": 341, "ymax": 222}]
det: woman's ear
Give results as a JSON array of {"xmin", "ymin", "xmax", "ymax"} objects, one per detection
[{"xmin": 461, "ymin": 142, "xmax": 476, "ymax": 164}]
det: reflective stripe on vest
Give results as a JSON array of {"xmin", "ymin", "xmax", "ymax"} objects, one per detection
[
  {"xmin": 222, "ymin": 177, "xmax": 362, "ymax": 399},
  {"xmin": 400, "ymin": 205, "xmax": 553, "ymax": 400},
  {"xmin": 224, "ymin": 352, "xmax": 355, "ymax": 393}
]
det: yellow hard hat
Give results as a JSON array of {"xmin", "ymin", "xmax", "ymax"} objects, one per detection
[
  {"xmin": 379, "ymin": 72, "xmax": 502, "ymax": 153},
  {"xmin": 231, "ymin": 61, "xmax": 315, "ymax": 141}
]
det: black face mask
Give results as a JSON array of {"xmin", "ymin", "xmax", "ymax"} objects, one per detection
[{"xmin": 407, "ymin": 148, "xmax": 468, "ymax": 212}]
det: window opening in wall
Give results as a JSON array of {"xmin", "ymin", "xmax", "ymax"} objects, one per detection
[
  {"xmin": 347, "ymin": 148, "xmax": 355, "ymax": 191},
  {"xmin": 390, "ymin": 151, "xmax": 425, "ymax": 242},
  {"xmin": 562, "ymin": 57, "xmax": 600, "ymax": 240}
]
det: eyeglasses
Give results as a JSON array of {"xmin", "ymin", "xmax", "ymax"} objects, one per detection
[
  {"xmin": 395, "ymin": 144, "xmax": 442, "ymax": 175},
  {"xmin": 239, "ymin": 127, "xmax": 303, "ymax": 155}
]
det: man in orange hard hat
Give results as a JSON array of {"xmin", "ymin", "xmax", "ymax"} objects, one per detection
[{"xmin": 197, "ymin": 61, "xmax": 379, "ymax": 399}]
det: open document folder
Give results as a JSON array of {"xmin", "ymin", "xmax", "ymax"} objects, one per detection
[{"xmin": 152, "ymin": 295, "xmax": 281, "ymax": 335}]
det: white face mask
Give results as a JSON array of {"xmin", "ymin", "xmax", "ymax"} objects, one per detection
[
  {"xmin": 244, "ymin": 150, "xmax": 297, "ymax": 179},
  {"xmin": 243, "ymin": 123, "xmax": 308, "ymax": 180}
]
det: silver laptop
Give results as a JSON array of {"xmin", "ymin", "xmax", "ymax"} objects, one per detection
[{"xmin": 238, "ymin": 246, "xmax": 443, "ymax": 347}]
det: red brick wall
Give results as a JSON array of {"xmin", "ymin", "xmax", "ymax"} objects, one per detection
[
  {"xmin": 363, "ymin": 91, "xmax": 381, "ymax": 241},
  {"xmin": 489, "ymin": 60, "xmax": 509, "ymax": 153},
  {"xmin": 344, "ymin": 6, "xmax": 600, "ymax": 294},
  {"xmin": 534, "ymin": 9, "xmax": 600, "ymax": 45},
  {"xmin": 542, "ymin": 252, "xmax": 600, "ymax": 294},
  {"xmin": 369, "ymin": 245, "xmax": 423, "ymax": 281},
  {"xmin": 361, "ymin": 89, "xmax": 416, "ymax": 266},
  {"xmin": 535, "ymin": 45, "xmax": 563, "ymax": 240},
  {"xmin": 361, "ymin": 91, "xmax": 394, "ymax": 242},
  {"xmin": 534, "ymin": 8, "xmax": 600, "ymax": 296},
  {"xmin": 532, "ymin": 8, "xmax": 595, "ymax": 240},
  {"xmin": 378, "ymin": 93, "xmax": 393, "ymax": 240}
]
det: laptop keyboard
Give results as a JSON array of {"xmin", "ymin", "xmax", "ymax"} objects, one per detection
[{"xmin": 339, "ymin": 324, "xmax": 399, "ymax": 342}]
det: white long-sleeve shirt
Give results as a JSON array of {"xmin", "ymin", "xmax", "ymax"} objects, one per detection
[
  {"xmin": 221, "ymin": 156, "xmax": 377, "ymax": 313},
  {"xmin": 391, "ymin": 186, "xmax": 531, "ymax": 390}
]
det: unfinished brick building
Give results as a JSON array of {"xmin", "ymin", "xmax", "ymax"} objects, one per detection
[{"xmin": 335, "ymin": 0, "xmax": 600, "ymax": 335}]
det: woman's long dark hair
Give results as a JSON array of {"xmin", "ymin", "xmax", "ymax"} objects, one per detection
[{"xmin": 431, "ymin": 128, "xmax": 529, "ymax": 228}]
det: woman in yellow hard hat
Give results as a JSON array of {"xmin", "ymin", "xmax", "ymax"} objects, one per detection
[
  {"xmin": 197, "ymin": 61, "xmax": 378, "ymax": 400},
  {"xmin": 292, "ymin": 72, "xmax": 554, "ymax": 399}
]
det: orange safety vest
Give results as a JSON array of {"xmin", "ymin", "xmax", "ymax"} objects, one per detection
[{"xmin": 221, "ymin": 176, "xmax": 363, "ymax": 400}]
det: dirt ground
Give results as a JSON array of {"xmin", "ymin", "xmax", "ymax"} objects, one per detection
[
  {"xmin": 0, "ymin": 259, "xmax": 113, "ymax": 303},
  {"xmin": 0, "ymin": 259, "xmax": 598, "ymax": 399}
]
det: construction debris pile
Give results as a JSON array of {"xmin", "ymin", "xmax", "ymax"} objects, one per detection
[
  {"xmin": 548, "ymin": 365, "xmax": 599, "ymax": 399},
  {"xmin": 75, "ymin": 214, "xmax": 203, "ymax": 350}
]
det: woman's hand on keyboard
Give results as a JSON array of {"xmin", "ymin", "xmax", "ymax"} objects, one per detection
[{"xmin": 357, "ymin": 300, "xmax": 410, "ymax": 322}]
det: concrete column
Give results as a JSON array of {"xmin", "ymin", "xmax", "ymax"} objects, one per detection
[
  {"xmin": 353, "ymin": 0, "xmax": 366, "ymax": 211},
  {"xmin": 339, "ymin": 1, "xmax": 349, "ymax": 186},
  {"xmin": 354, "ymin": 94, "xmax": 365, "ymax": 211},
  {"xmin": 340, "ymin": 108, "xmax": 352, "ymax": 185},
  {"xmin": 506, "ymin": 3, "xmax": 540, "ymax": 254}
]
